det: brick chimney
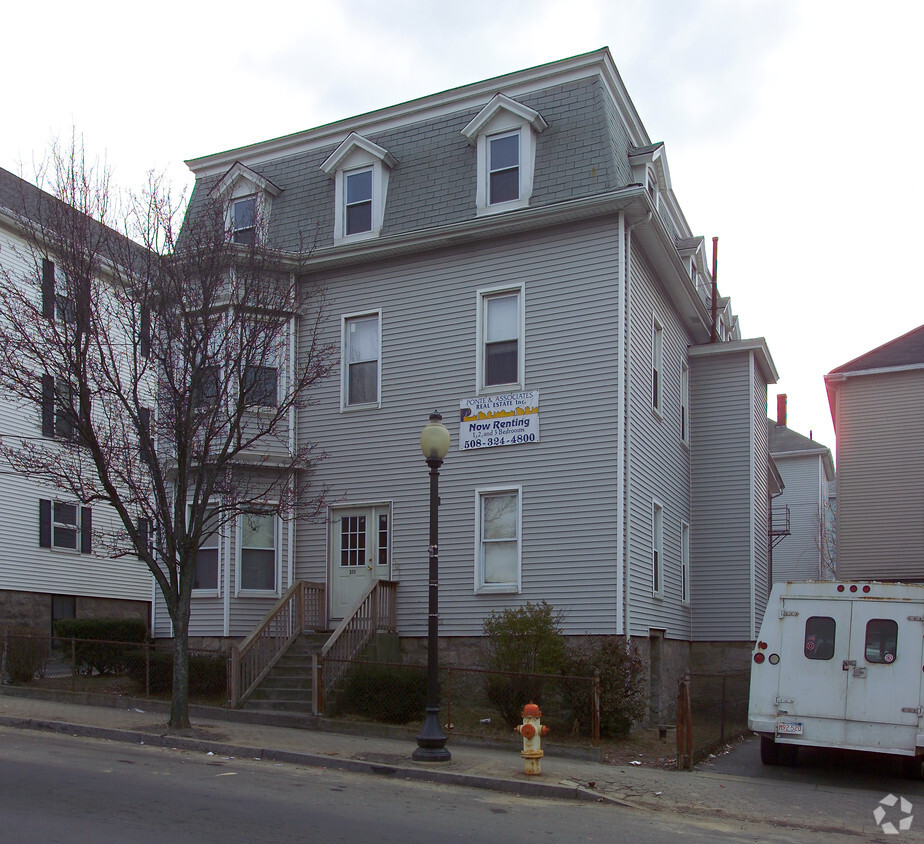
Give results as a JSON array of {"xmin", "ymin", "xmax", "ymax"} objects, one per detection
[{"xmin": 776, "ymin": 394, "xmax": 787, "ymax": 427}]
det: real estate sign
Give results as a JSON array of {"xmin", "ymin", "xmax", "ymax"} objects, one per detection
[{"xmin": 459, "ymin": 391, "xmax": 539, "ymax": 451}]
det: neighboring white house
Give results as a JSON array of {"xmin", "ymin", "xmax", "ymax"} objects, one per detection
[
  {"xmin": 768, "ymin": 395, "xmax": 836, "ymax": 582},
  {"xmin": 0, "ymin": 167, "xmax": 151, "ymax": 632}
]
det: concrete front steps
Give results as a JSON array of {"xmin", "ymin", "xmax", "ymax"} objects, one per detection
[{"xmin": 241, "ymin": 633, "xmax": 328, "ymax": 715}]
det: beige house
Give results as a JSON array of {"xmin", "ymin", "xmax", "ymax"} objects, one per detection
[{"xmin": 824, "ymin": 325, "xmax": 924, "ymax": 581}]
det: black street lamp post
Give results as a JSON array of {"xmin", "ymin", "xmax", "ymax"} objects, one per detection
[{"xmin": 413, "ymin": 410, "xmax": 451, "ymax": 762}]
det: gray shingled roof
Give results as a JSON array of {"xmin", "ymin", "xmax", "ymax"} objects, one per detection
[
  {"xmin": 828, "ymin": 324, "xmax": 924, "ymax": 374},
  {"xmin": 768, "ymin": 419, "xmax": 831, "ymax": 454},
  {"xmin": 184, "ymin": 75, "xmax": 637, "ymax": 253}
]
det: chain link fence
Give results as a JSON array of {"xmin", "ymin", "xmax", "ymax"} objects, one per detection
[
  {"xmin": 676, "ymin": 671, "xmax": 750, "ymax": 768},
  {"xmin": 0, "ymin": 629, "xmax": 228, "ymax": 705}
]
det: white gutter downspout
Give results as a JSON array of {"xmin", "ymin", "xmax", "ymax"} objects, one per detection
[
  {"xmin": 620, "ymin": 211, "xmax": 651, "ymax": 638},
  {"xmin": 288, "ymin": 301, "xmax": 297, "ymax": 590}
]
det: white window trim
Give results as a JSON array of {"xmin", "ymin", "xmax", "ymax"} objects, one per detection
[
  {"xmin": 476, "ymin": 283, "xmax": 525, "ymax": 394},
  {"xmin": 321, "ymin": 133, "xmax": 396, "ymax": 245},
  {"xmin": 231, "ymin": 194, "xmax": 257, "ymax": 244},
  {"xmin": 462, "ymin": 93, "xmax": 546, "ymax": 217},
  {"xmin": 681, "ymin": 520, "xmax": 691, "ymax": 606},
  {"xmin": 340, "ymin": 309, "xmax": 382, "ymax": 411},
  {"xmin": 652, "ymin": 499, "xmax": 664, "ymax": 599},
  {"xmin": 652, "ymin": 314, "xmax": 664, "ymax": 417},
  {"xmin": 236, "ymin": 513, "xmax": 280, "ymax": 597},
  {"xmin": 191, "ymin": 505, "xmax": 221, "ymax": 598},
  {"xmin": 474, "ymin": 485, "xmax": 522, "ymax": 595}
]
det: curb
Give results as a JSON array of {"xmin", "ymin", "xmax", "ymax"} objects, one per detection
[{"xmin": 0, "ymin": 715, "xmax": 619, "ymax": 806}]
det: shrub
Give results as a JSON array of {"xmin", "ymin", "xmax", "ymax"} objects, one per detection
[
  {"xmin": 54, "ymin": 618, "xmax": 148, "ymax": 676},
  {"xmin": 561, "ymin": 636, "xmax": 646, "ymax": 738},
  {"xmin": 330, "ymin": 663, "xmax": 428, "ymax": 723},
  {"xmin": 3, "ymin": 628, "xmax": 50, "ymax": 684},
  {"xmin": 481, "ymin": 601, "xmax": 566, "ymax": 728},
  {"xmin": 125, "ymin": 649, "xmax": 228, "ymax": 699}
]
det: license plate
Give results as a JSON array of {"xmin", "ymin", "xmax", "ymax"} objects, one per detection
[{"xmin": 776, "ymin": 722, "xmax": 803, "ymax": 735}]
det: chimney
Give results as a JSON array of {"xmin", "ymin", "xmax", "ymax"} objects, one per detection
[{"xmin": 776, "ymin": 394, "xmax": 787, "ymax": 427}]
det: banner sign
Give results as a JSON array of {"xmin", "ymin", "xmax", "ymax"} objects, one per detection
[{"xmin": 459, "ymin": 391, "xmax": 539, "ymax": 451}]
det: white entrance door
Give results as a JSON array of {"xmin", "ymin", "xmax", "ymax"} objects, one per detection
[{"xmin": 330, "ymin": 505, "xmax": 390, "ymax": 621}]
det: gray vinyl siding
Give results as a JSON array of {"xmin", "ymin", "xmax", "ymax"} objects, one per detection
[
  {"xmin": 0, "ymin": 223, "xmax": 151, "ymax": 606},
  {"xmin": 152, "ymin": 515, "xmax": 292, "ymax": 639},
  {"xmin": 771, "ymin": 454, "xmax": 824, "ymax": 581},
  {"xmin": 689, "ymin": 350, "xmax": 754, "ymax": 640},
  {"xmin": 295, "ymin": 218, "xmax": 626, "ymax": 636},
  {"xmin": 835, "ymin": 370, "xmax": 924, "ymax": 581},
  {"xmin": 624, "ymin": 249, "xmax": 693, "ymax": 640}
]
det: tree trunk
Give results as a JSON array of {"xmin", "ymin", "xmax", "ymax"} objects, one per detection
[{"xmin": 168, "ymin": 591, "xmax": 192, "ymax": 729}]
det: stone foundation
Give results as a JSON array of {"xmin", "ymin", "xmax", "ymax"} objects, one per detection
[
  {"xmin": 0, "ymin": 589, "xmax": 149, "ymax": 634},
  {"xmin": 689, "ymin": 640, "xmax": 754, "ymax": 675}
]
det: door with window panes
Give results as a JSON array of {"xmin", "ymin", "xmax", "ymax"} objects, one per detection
[{"xmin": 330, "ymin": 505, "xmax": 390, "ymax": 620}]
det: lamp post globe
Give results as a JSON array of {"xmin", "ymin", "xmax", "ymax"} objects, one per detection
[{"xmin": 413, "ymin": 410, "xmax": 452, "ymax": 762}]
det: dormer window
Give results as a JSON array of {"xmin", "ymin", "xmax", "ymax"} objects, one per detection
[
  {"xmin": 462, "ymin": 93, "xmax": 547, "ymax": 216},
  {"xmin": 321, "ymin": 133, "xmax": 397, "ymax": 245},
  {"xmin": 345, "ymin": 167, "xmax": 373, "ymax": 235},
  {"xmin": 214, "ymin": 163, "xmax": 281, "ymax": 248},
  {"xmin": 232, "ymin": 196, "xmax": 256, "ymax": 245}
]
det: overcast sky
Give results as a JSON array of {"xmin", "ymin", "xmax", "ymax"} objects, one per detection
[{"xmin": 5, "ymin": 0, "xmax": 922, "ymax": 454}]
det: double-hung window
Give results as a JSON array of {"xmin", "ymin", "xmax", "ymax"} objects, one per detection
[
  {"xmin": 652, "ymin": 317, "xmax": 663, "ymax": 415},
  {"xmin": 342, "ymin": 311, "xmax": 381, "ymax": 409},
  {"xmin": 40, "ymin": 375, "xmax": 76, "ymax": 440},
  {"xmin": 680, "ymin": 361, "xmax": 690, "ymax": 444},
  {"xmin": 239, "ymin": 513, "xmax": 277, "ymax": 593},
  {"xmin": 652, "ymin": 501, "xmax": 663, "ymax": 597},
  {"xmin": 244, "ymin": 364, "xmax": 278, "ymax": 408},
  {"xmin": 39, "ymin": 499, "xmax": 91, "ymax": 553},
  {"xmin": 232, "ymin": 196, "xmax": 256, "ymax": 245},
  {"xmin": 680, "ymin": 520, "xmax": 690, "ymax": 605},
  {"xmin": 478, "ymin": 287, "xmax": 523, "ymax": 391},
  {"xmin": 488, "ymin": 132, "xmax": 520, "ymax": 205},
  {"xmin": 345, "ymin": 168, "xmax": 373, "ymax": 236},
  {"xmin": 193, "ymin": 508, "xmax": 220, "ymax": 593},
  {"xmin": 476, "ymin": 487, "xmax": 521, "ymax": 593}
]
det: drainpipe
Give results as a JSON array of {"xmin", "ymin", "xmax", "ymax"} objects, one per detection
[
  {"xmin": 620, "ymin": 211, "xmax": 651, "ymax": 639},
  {"xmin": 710, "ymin": 236, "xmax": 719, "ymax": 343}
]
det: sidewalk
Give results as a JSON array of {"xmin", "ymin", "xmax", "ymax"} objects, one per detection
[{"xmin": 0, "ymin": 688, "xmax": 896, "ymax": 838}]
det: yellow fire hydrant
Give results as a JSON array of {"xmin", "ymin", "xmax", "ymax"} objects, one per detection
[{"xmin": 514, "ymin": 702, "xmax": 550, "ymax": 775}]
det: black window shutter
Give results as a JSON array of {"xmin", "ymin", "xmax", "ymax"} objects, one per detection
[
  {"xmin": 41, "ymin": 375, "xmax": 55, "ymax": 437},
  {"xmin": 139, "ymin": 407, "xmax": 152, "ymax": 464},
  {"xmin": 39, "ymin": 499, "xmax": 52, "ymax": 548},
  {"xmin": 80, "ymin": 507, "xmax": 92, "ymax": 554},
  {"xmin": 42, "ymin": 259, "xmax": 55, "ymax": 321},
  {"xmin": 137, "ymin": 517, "xmax": 149, "ymax": 558},
  {"xmin": 140, "ymin": 303, "xmax": 151, "ymax": 357}
]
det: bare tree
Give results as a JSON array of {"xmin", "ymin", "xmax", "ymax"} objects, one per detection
[{"xmin": 0, "ymin": 140, "xmax": 333, "ymax": 728}]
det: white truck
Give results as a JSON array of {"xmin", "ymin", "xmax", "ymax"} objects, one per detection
[{"xmin": 748, "ymin": 580, "xmax": 924, "ymax": 776}]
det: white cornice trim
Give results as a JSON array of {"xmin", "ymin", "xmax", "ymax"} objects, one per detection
[
  {"xmin": 186, "ymin": 47, "xmax": 651, "ymax": 177},
  {"xmin": 460, "ymin": 93, "xmax": 548, "ymax": 143},
  {"xmin": 320, "ymin": 133, "xmax": 398, "ymax": 176},
  {"xmin": 824, "ymin": 362, "xmax": 924, "ymax": 382},
  {"xmin": 214, "ymin": 161, "xmax": 282, "ymax": 197},
  {"xmin": 689, "ymin": 338, "xmax": 779, "ymax": 384}
]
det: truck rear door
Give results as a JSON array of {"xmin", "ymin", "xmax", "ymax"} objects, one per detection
[
  {"xmin": 844, "ymin": 600, "xmax": 924, "ymax": 727},
  {"xmin": 778, "ymin": 597, "xmax": 851, "ymax": 720}
]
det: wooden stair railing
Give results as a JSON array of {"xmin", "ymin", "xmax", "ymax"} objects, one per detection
[
  {"xmin": 230, "ymin": 580, "xmax": 326, "ymax": 708},
  {"xmin": 314, "ymin": 580, "xmax": 397, "ymax": 714}
]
